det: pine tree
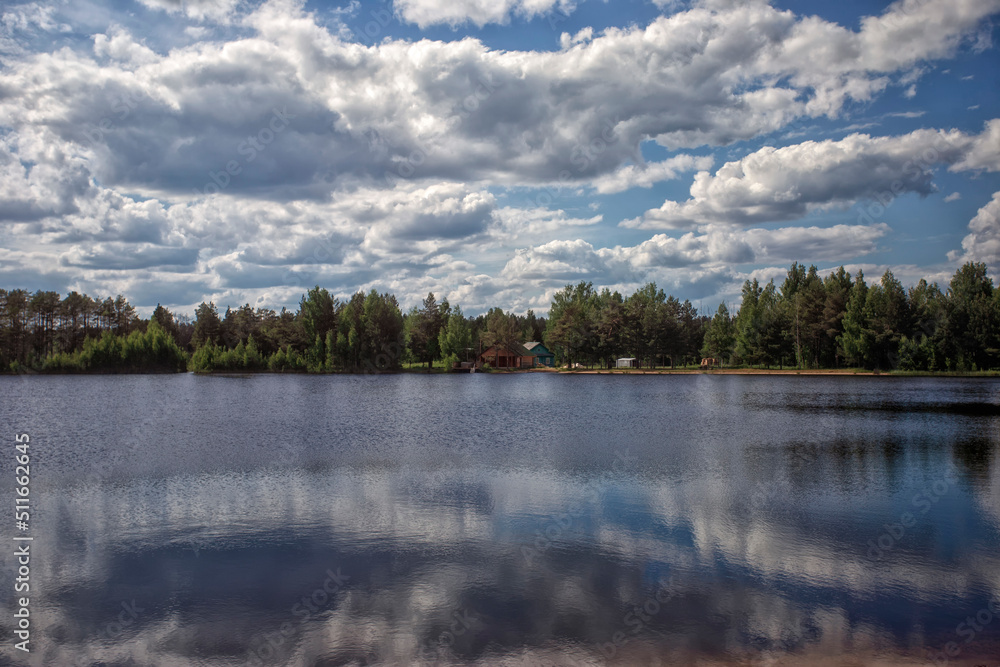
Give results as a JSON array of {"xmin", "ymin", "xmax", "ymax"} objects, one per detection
[
  {"xmin": 701, "ymin": 303, "xmax": 735, "ymax": 364},
  {"xmin": 438, "ymin": 307, "xmax": 472, "ymax": 366},
  {"xmin": 839, "ymin": 271, "xmax": 869, "ymax": 368}
]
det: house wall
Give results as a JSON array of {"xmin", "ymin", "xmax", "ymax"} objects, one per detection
[
  {"xmin": 527, "ymin": 344, "xmax": 554, "ymax": 366},
  {"xmin": 480, "ymin": 347, "xmax": 535, "ymax": 368}
]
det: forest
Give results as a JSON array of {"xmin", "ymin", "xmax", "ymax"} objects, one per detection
[{"xmin": 0, "ymin": 261, "xmax": 997, "ymax": 374}]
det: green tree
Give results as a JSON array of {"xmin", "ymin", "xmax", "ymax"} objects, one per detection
[
  {"xmin": 782, "ymin": 263, "xmax": 825, "ymax": 367},
  {"xmin": 701, "ymin": 303, "xmax": 735, "ymax": 364},
  {"xmin": 192, "ymin": 302, "xmax": 223, "ymax": 349},
  {"xmin": 625, "ymin": 283, "xmax": 673, "ymax": 368},
  {"xmin": 863, "ymin": 270, "xmax": 910, "ymax": 369},
  {"xmin": 406, "ymin": 293, "xmax": 448, "ymax": 370},
  {"xmin": 333, "ymin": 292, "xmax": 365, "ymax": 370},
  {"xmin": 901, "ymin": 279, "xmax": 947, "ymax": 371},
  {"xmin": 361, "ymin": 290, "xmax": 404, "ymax": 371},
  {"xmin": 299, "ymin": 286, "xmax": 338, "ymax": 346},
  {"xmin": 481, "ymin": 308, "xmax": 522, "ymax": 364},
  {"xmin": 734, "ymin": 279, "xmax": 763, "ymax": 366},
  {"xmin": 545, "ymin": 282, "xmax": 597, "ymax": 367},
  {"xmin": 438, "ymin": 306, "xmax": 473, "ymax": 366},
  {"xmin": 758, "ymin": 281, "xmax": 790, "ymax": 368},
  {"xmin": 943, "ymin": 262, "xmax": 997, "ymax": 370},
  {"xmin": 151, "ymin": 304, "xmax": 180, "ymax": 342},
  {"xmin": 29, "ymin": 290, "xmax": 61, "ymax": 357},
  {"xmin": 821, "ymin": 267, "xmax": 852, "ymax": 366},
  {"xmin": 838, "ymin": 271, "xmax": 869, "ymax": 368},
  {"xmin": 592, "ymin": 288, "xmax": 625, "ymax": 368}
]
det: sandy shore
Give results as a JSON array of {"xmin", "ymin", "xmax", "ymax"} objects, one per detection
[
  {"xmin": 526, "ymin": 367, "xmax": 877, "ymax": 375},
  {"xmin": 535, "ymin": 368, "xmax": 875, "ymax": 375},
  {"xmin": 524, "ymin": 367, "xmax": 999, "ymax": 377}
]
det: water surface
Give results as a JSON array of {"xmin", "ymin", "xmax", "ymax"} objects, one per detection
[{"xmin": 1, "ymin": 373, "xmax": 998, "ymax": 665}]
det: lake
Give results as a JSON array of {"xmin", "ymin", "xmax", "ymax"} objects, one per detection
[{"xmin": 1, "ymin": 373, "xmax": 998, "ymax": 665}]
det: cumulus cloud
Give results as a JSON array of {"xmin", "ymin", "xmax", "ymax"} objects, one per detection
[
  {"xmin": 136, "ymin": 0, "xmax": 241, "ymax": 22},
  {"xmin": 2, "ymin": 180, "xmax": 514, "ymax": 310},
  {"xmin": 394, "ymin": 0, "xmax": 576, "ymax": 28},
  {"xmin": 623, "ymin": 124, "xmax": 994, "ymax": 229},
  {"xmin": 92, "ymin": 27, "xmax": 160, "ymax": 67},
  {"xmin": 492, "ymin": 207, "xmax": 602, "ymax": 238},
  {"xmin": 0, "ymin": 134, "xmax": 89, "ymax": 222},
  {"xmin": 951, "ymin": 118, "xmax": 1000, "ymax": 172},
  {"xmin": 949, "ymin": 191, "xmax": 1000, "ymax": 269},
  {"xmin": 0, "ymin": 0, "xmax": 997, "ymax": 314},
  {"xmin": 591, "ymin": 155, "xmax": 715, "ymax": 194},
  {"xmin": 501, "ymin": 223, "xmax": 888, "ymax": 283},
  {"xmin": 61, "ymin": 243, "xmax": 200, "ymax": 270},
  {"xmin": 2, "ymin": 0, "xmax": 996, "ymax": 202}
]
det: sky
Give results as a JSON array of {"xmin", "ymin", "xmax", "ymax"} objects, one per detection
[{"xmin": 0, "ymin": 0, "xmax": 998, "ymax": 317}]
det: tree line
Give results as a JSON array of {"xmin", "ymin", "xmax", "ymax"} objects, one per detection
[
  {"xmin": 699, "ymin": 261, "xmax": 999, "ymax": 372},
  {"xmin": 0, "ymin": 261, "xmax": 997, "ymax": 373}
]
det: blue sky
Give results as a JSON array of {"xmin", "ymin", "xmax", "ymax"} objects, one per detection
[{"xmin": 0, "ymin": 0, "xmax": 998, "ymax": 316}]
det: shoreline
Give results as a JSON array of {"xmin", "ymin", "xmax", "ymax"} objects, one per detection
[
  {"xmin": 3, "ymin": 368, "xmax": 998, "ymax": 378},
  {"xmin": 525, "ymin": 368, "xmax": 1000, "ymax": 377}
]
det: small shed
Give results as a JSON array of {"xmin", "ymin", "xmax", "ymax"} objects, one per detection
[
  {"xmin": 616, "ymin": 357, "xmax": 638, "ymax": 368},
  {"xmin": 523, "ymin": 342, "xmax": 555, "ymax": 367}
]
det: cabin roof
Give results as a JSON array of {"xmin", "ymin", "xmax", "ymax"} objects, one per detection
[{"xmin": 483, "ymin": 343, "xmax": 533, "ymax": 357}]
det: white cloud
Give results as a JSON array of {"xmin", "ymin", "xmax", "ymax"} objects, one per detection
[
  {"xmin": 394, "ymin": 0, "xmax": 576, "ymax": 28},
  {"xmin": 951, "ymin": 118, "xmax": 1000, "ymax": 172},
  {"xmin": 501, "ymin": 238, "xmax": 619, "ymax": 282},
  {"xmin": 591, "ymin": 155, "xmax": 714, "ymax": 194},
  {"xmin": 944, "ymin": 192, "xmax": 962, "ymax": 202},
  {"xmin": 93, "ymin": 27, "xmax": 160, "ymax": 67},
  {"xmin": 0, "ymin": 0, "xmax": 993, "ymax": 208},
  {"xmin": 623, "ymin": 124, "xmax": 995, "ymax": 229},
  {"xmin": 501, "ymin": 223, "xmax": 888, "ymax": 282},
  {"xmin": 949, "ymin": 191, "xmax": 1000, "ymax": 269},
  {"xmin": 492, "ymin": 207, "xmax": 602, "ymax": 238},
  {"xmin": 0, "ymin": 0, "xmax": 998, "ymax": 313},
  {"xmin": 136, "ymin": 0, "xmax": 241, "ymax": 22},
  {"xmin": 559, "ymin": 26, "xmax": 593, "ymax": 49}
]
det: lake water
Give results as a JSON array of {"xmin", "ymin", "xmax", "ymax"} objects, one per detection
[{"xmin": 1, "ymin": 373, "xmax": 998, "ymax": 666}]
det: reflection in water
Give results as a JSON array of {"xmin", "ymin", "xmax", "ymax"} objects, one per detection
[{"xmin": 0, "ymin": 374, "xmax": 998, "ymax": 665}]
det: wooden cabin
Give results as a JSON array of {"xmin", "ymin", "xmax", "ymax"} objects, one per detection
[
  {"xmin": 480, "ymin": 343, "xmax": 536, "ymax": 369},
  {"xmin": 523, "ymin": 342, "xmax": 555, "ymax": 367}
]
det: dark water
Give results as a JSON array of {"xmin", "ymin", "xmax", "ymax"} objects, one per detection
[{"xmin": 1, "ymin": 373, "xmax": 999, "ymax": 666}]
